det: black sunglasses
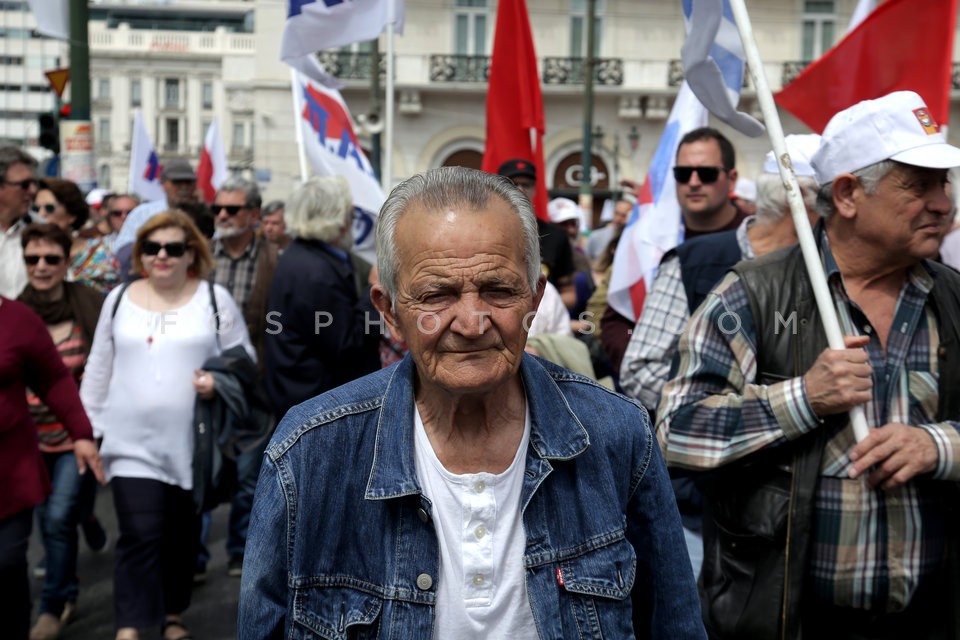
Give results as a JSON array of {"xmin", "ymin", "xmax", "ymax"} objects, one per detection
[
  {"xmin": 141, "ymin": 240, "xmax": 188, "ymax": 257},
  {"xmin": 2, "ymin": 177, "xmax": 37, "ymax": 190},
  {"xmin": 214, "ymin": 204, "xmax": 244, "ymax": 216},
  {"xmin": 673, "ymin": 166, "xmax": 726, "ymax": 185},
  {"xmin": 31, "ymin": 203, "xmax": 57, "ymax": 215},
  {"xmin": 109, "ymin": 209, "xmax": 132, "ymax": 218},
  {"xmin": 24, "ymin": 254, "xmax": 64, "ymax": 266}
]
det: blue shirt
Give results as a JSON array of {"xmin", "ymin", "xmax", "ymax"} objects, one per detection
[{"xmin": 239, "ymin": 354, "xmax": 705, "ymax": 639}]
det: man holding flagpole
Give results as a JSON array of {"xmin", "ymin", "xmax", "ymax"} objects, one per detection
[{"xmin": 659, "ymin": 91, "xmax": 960, "ymax": 639}]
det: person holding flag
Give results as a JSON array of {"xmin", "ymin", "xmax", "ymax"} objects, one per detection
[{"xmin": 659, "ymin": 91, "xmax": 960, "ymax": 639}]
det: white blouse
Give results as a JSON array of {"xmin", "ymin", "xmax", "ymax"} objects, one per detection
[{"xmin": 80, "ymin": 282, "xmax": 254, "ymax": 490}]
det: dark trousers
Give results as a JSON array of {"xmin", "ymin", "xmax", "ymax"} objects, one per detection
[
  {"xmin": 0, "ymin": 508, "xmax": 33, "ymax": 640},
  {"xmin": 112, "ymin": 477, "xmax": 200, "ymax": 630}
]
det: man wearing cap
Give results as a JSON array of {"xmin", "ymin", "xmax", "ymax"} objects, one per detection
[
  {"xmin": 497, "ymin": 159, "xmax": 578, "ymax": 308},
  {"xmin": 659, "ymin": 91, "xmax": 960, "ymax": 639},
  {"xmin": 547, "ymin": 197, "xmax": 591, "ymax": 274},
  {"xmin": 114, "ymin": 159, "xmax": 201, "ymax": 281}
]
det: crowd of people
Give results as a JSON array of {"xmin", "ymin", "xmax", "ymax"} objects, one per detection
[{"xmin": 4, "ymin": 87, "xmax": 960, "ymax": 640}]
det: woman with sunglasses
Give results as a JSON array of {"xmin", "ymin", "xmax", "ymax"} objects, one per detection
[
  {"xmin": 81, "ymin": 210, "xmax": 253, "ymax": 640},
  {"xmin": 16, "ymin": 223, "xmax": 107, "ymax": 639},
  {"xmin": 34, "ymin": 178, "xmax": 119, "ymax": 295}
]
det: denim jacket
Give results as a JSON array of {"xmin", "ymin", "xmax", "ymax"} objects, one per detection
[{"xmin": 239, "ymin": 354, "xmax": 705, "ymax": 640}]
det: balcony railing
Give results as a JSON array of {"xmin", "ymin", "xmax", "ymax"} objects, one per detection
[
  {"xmin": 542, "ymin": 57, "xmax": 623, "ymax": 85},
  {"xmin": 429, "ymin": 55, "xmax": 490, "ymax": 82},
  {"xmin": 317, "ymin": 51, "xmax": 385, "ymax": 81},
  {"xmin": 780, "ymin": 61, "xmax": 809, "ymax": 87}
]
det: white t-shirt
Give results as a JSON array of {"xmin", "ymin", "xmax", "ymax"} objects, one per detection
[
  {"xmin": 413, "ymin": 405, "xmax": 539, "ymax": 639},
  {"xmin": 80, "ymin": 282, "xmax": 254, "ymax": 490},
  {"xmin": 527, "ymin": 280, "xmax": 571, "ymax": 338},
  {"xmin": 0, "ymin": 219, "xmax": 26, "ymax": 298}
]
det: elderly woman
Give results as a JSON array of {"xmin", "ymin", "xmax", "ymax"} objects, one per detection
[
  {"xmin": 34, "ymin": 178, "xmax": 119, "ymax": 294},
  {"xmin": 263, "ymin": 176, "xmax": 381, "ymax": 420},
  {"xmin": 17, "ymin": 223, "xmax": 105, "ymax": 639},
  {"xmin": 81, "ymin": 211, "xmax": 253, "ymax": 640}
]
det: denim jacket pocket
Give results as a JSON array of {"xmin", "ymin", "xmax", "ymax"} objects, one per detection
[
  {"xmin": 292, "ymin": 585, "xmax": 383, "ymax": 640},
  {"xmin": 558, "ymin": 536, "xmax": 637, "ymax": 640}
]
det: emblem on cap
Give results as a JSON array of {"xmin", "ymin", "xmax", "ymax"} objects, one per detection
[{"xmin": 913, "ymin": 108, "xmax": 940, "ymax": 135}]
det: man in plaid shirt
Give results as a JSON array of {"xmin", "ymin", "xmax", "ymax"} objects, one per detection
[{"xmin": 659, "ymin": 91, "xmax": 960, "ymax": 639}]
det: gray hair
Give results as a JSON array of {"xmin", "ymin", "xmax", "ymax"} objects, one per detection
[
  {"xmin": 754, "ymin": 173, "xmax": 819, "ymax": 224},
  {"xmin": 376, "ymin": 166, "xmax": 540, "ymax": 310},
  {"xmin": 0, "ymin": 146, "xmax": 38, "ymax": 180},
  {"xmin": 286, "ymin": 176, "xmax": 352, "ymax": 242},
  {"xmin": 816, "ymin": 159, "xmax": 897, "ymax": 219},
  {"xmin": 262, "ymin": 199, "xmax": 285, "ymax": 217},
  {"xmin": 218, "ymin": 176, "xmax": 262, "ymax": 209}
]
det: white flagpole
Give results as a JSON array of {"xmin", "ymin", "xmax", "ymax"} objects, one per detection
[
  {"xmin": 290, "ymin": 68, "xmax": 310, "ymax": 183},
  {"xmin": 383, "ymin": 0, "xmax": 396, "ymax": 191},
  {"xmin": 728, "ymin": 0, "xmax": 870, "ymax": 443}
]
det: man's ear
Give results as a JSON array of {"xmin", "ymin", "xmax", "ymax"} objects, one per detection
[
  {"xmin": 532, "ymin": 274, "xmax": 546, "ymax": 310},
  {"xmin": 370, "ymin": 285, "xmax": 404, "ymax": 342},
  {"xmin": 832, "ymin": 174, "xmax": 860, "ymax": 219},
  {"xmin": 727, "ymin": 167, "xmax": 738, "ymax": 188}
]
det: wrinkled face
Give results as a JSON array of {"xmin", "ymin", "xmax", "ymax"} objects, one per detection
[
  {"xmin": 852, "ymin": 164, "xmax": 954, "ymax": 263},
  {"xmin": 141, "ymin": 226, "xmax": 194, "ymax": 284},
  {"xmin": 261, "ymin": 210, "xmax": 286, "ymax": 242},
  {"xmin": 213, "ymin": 190, "xmax": 257, "ymax": 240},
  {"xmin": 0, "ymin": 163, "xmax": 37, "ymax": 223},
  {"xmin": 34, "ymin": 189, "xmax": 76, "ymax": 231},
  {"xmin": 674, "ymin": 139, "xmax": 737, "ymax": 225},
  {"xmin": 374, "ymin": 197, "xmax": 542, "ymax": 397},
  {"xmin": 24, "ymin": 238, "xmax": 68, "ymax": 292},
  {"xmin": 107, "ymin": 196, "xmax": 137, "ymax": 233},
  {"xmin": 163, "ymin": 178, "xmax": 197, "ymax": 206}
]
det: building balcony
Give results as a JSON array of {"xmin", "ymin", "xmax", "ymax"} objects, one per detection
[
  {"xmin": 429, "ymin": 55, "xmax": 490, "ymax": 83},
  {"xmin": 542, "ymin": 57, "xmax": 623, "ymax": 86},
  {"xmin": 780, "ymin": 61, "xmax": 809, "ymax": 87},
  {"xmin": 318, "ymin": 51, "xmax": 385, "ymax": 81},
  {"xmin": 88, "ymin": 23, "xmax": 255, "ymax": 57}
]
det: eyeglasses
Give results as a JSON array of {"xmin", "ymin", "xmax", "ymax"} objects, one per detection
[
  {"xmin": 31, "ymin": 203, "xmax": 57, "ymax": 215},
  {"xmin": 24, "ymin": 254, "xmax": 64, "ymax": 266},
  {"xmin": 673, "ymin": 166, "xmax": 726, "ymax": 185},
  {"xmin": 214, "ymin": 204, "xmax": 245, "ymax": 216},
  {"xmin": 2, "ymin": 178, "xmax": 38, "ymax": 190},
  {"xmin": 109, "ymin": 209, "xmax": 132, "ymax": 218},
  {"xmin": 141, "ymin": 240, "xmax": 188, "ymax": 257}
]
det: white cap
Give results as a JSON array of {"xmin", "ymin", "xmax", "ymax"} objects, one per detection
[
  {"xmin": 811, "ymin": 91, "xmax": 960, "ymax": 184},
  {"xmin": 547, "ymin": 197, "xmax": 581, "ymax": 225},
  {"xmin": 732, "ymin": 178, "xmax": 756, "ymax": 202},
  {"xmin": 763, "ymin": 134, "xmax": 821, "ymax": 178},
  {"xmin": 85, "ymin": 187, "xmax": 110, "ymax": 209}
]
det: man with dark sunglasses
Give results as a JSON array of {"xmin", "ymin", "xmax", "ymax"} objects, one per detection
[{"xmin": 0, "ymin": 146, "xmax": 39, "ymax": 298}]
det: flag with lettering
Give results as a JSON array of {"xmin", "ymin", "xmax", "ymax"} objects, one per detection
[
  {"xmin": 128, "ymin": 109, "xmax": 165, "ymax": 202},
  {"xmin": 607, "ymin": 0, "xmax": 745, "ymax": 321},
  {"xmin": 197, "ymin": 117, "xmax": 228, "ymax": 203},
  {"xmin": 294, "ymin": 71, "xmax": 382, "ymax": 264}
]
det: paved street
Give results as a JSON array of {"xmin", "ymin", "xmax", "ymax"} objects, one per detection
[{"xmin": 27, "ymin": 486, "xmax": 241, "ymax": 640}]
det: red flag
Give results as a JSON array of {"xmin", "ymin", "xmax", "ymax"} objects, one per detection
[
  {"xmin": 196, "ymin": 118, "xmax": 228, "ymax": 203},
  {"xmin": 775, "ymin": 0, "xmax": 958, "ymax": 133},
  {"xmin": 481, "ymin": 0, "xmax": 548, "ymax": 220}
]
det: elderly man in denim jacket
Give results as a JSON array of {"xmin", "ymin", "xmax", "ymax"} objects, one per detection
[{"xmin": 238, "ymin": 167, "xmax": 704, "ymax": 639}]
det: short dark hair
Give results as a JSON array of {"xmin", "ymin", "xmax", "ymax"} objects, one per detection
[
  {"xmin": 38, "ymin": 177, "xmax": 89, "ymax": 230},
  {"xmin": 21, "ymin": 222, "xmax": 72, "ymax": 257},
  {"xmin": 676, "ymin": 127, "xmax": 736, "ymax": 171}
]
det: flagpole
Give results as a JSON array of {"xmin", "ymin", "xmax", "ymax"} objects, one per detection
[
  {"xmin": 290, "ymin": 68, "xmax": 310, "ymax": 183},
  {"xmin": 728, "ymin": 0, "xmax": 870, "ymax": 443},
  {"xmin": 383, "ymin": 0, "xmax": 396, "ymax": 191}
]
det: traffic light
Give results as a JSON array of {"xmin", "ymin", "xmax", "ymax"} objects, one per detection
[{"xmin": 38, "ymin": 112, "xmax": 59, "ymax": 154}]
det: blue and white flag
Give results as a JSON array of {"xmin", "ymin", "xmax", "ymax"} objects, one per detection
[
  {"xmin": 282, "ymin": 0, "xmax": 404, "ymax": 80},
  {"xmin": 608, "ymin": 0, "xmax": 748, "ymax": 321},
  {"xmin": 128, "ymin": 109, "xmax": 165, "ymax": 203}
]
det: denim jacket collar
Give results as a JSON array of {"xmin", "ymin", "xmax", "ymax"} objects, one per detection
[{"xmin": 364, "ymin": 353, "xmax": 590, "ymax": 501}]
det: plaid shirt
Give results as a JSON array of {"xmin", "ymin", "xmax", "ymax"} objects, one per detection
[
  {"xmin": 658, "ymin": 231, "xmax": 960, "ymax": 612},
  {"xmin": 620, "ymin": 218, "xmax": 754, "ymax": 411},
  {"xmin": 213, "ymin": 235, "xmax": 261, "ymax": 316}
]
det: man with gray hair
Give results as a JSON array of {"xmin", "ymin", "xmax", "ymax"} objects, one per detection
[
  {"xmin": 260, "ymin": 199, "xmax": 291, "ymax": 253},
  {"xmin": 659, "ymin": 91, "xmax": 960, "ymax": 638},
  {"xmin": 240, "ymin": 166, "xmax": 705, "ymax": 639},
  {"xmin": 0, "ymin": 146, "xmax": 38, "ymax": 297},
  {"xmin": 262, "ymin": 176, "xmax": 381, "ymax": 423}
]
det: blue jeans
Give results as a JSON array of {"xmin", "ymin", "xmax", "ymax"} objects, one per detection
[{"xmin": 35, "ymin": 450, "xmax": 90, "ymax": 616}]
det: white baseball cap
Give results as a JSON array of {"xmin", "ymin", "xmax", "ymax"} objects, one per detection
[
  {"xmin": 547, "ymin": 197, "xmax": 581, "ymax": 225},
  {"xmin": 763, "ymin": 134, "xmax": 821, "ymax": 178},
  {"xmin": 811, "ymin": 91, "xmax": 960, "ymax": 185},
  {"xmin": 732, "ymin": 178, "xmax": 756, "ymax": 202}
]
